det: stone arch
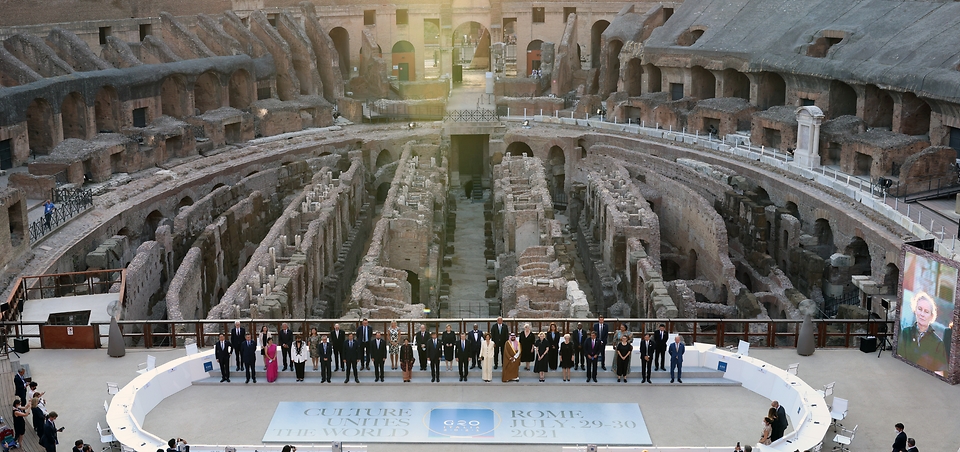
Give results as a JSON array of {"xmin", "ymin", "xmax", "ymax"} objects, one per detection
[
  {"xmin": 756, "ymin": 71, "xmax": 786, "ymax": 109},
  {"xmin": 228, "ymin": 69, "xmax": 253, "ymax": 110},
  {"xmin": 843, "ymin": 236, "xmax": 872, "ymax": 276},
  {"xmin": 690, "ymin": 66, "xmax": 715, "ymax": 100},
  {"xmin": 26, "ymin": 97, "xmax": 56, "ymax": 154},
  {"xmin": 60, "ymin": 91, "xmax": 88, "ymax": 140},
  {"xmin": 452, "ymin": 21, "xmax": 490, "ymax": 69},
  {"xmin": 662, "ymin": 259, "xmax": 681, "ymax": 282},
  {"xmin": 546, "ymin": 145, "xmax": 566, "ymax": 197},
  {"xmin": 722, "ymin": 69, "xmax": 750, "ymax": 100},
  {"xmin": 375, "ymin": 182, "xmax": 390, "ymax": 205},
  {"xmin": 687, "ymin": 248, "xmax": 699, "ymax": 280},
  {"xmin": 376, "ymin": 149, "xmax": 395, "ymax": 169},
  {"xmin": 602, "ymin": 39, "xmax": 623, "ymax": 96},
  {"xmin": 784, "ymin": 201, "xmax": 800, "ymax": 222},
  {"xmin": 677, "ymin": 27, "xmax": 706, "ymax": 46},
  {"xmin": 143, "ymin": 209, "xmax": 164, "ymax": 242},
  {"xmin": 644, "ymin": 64, "xmax": 662, "ymax": 93},
  {"xmin": 329, "ymin": 27, "xmax": 350, "ymax": 78},
  {"xmin": 391, "ymin": 40, "xmax": 416, "ymax": 81},
  {"xmin": 864, "ymin": 84, "xmax": 894, "ymax": 129},
  {"xmin": 177, "ymin": 196, "xmax": 194, "ymax": 209},
  {"xmin": 812, "ymin": 218, "xmax": 835, "ymax": 260},
  {"xmin": 829, "ymin": 80, "xmax": 857, "ymax": 119},
  {"xmin": 211, "ymin": 182, "xmax": 226, "ymax": 193},
  {"xmin": 194, "ymin": 71, "xmax": 222, "ymax": 114},
  {"xmin": 883, "ymin": 262, "xmax": 900, "ymax": 293},
  {"xmin": 505, "ymin": 140, "xmax": 533, "ymax": 157},
  {"xmin": 94, "ymin": 86, "xmax": 120, "ymax": 133},
  {"xmin": 590, "ymin": 20, "xmax": 609, "ymax": 69},
  {"xmin": 526, "ymin": 39, "xmax": 543, "ymax": 76},
  {"xmin": 899, "ymin": 92, "xmax": 931, "ymax": 136},
  {"xmin": 625, "ymin": 58, "xmax": 643, "ymax": 96},
  {"xmin": 160, "ymin": 75, "xmax": 189, "ymax": 118}
]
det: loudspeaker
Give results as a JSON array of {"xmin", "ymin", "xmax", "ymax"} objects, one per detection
[
  {"xmin": 331, "ymin": 441, "xmax": 342, "ymax": 452},
  {"xmin": 13, "ymin": 338, "xmax": 29, "ymax": 353},
  {"xmin": 859, "ymin": 336, "xmax": 877, "ymax": 353},
  {"xmin": 587, "ymin": 446, "xmax": 597, "ymax": 452}
]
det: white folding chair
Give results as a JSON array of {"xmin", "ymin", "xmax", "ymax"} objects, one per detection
[
  {"xmin": 137, "ymin": 355, "xmax": 156, "ymax": 374},
  {"xmin": 832, "ymin": 424, "xmax": 857, "ymax": 451},
  {"xmin": 97, "ymin": 421, "xmax": 119, "ymax": 451},
  {"xmin": 818, "ymin": 381, "xmax": 836, "ymax": 408},
  {"xmin": 787, "ymin": 362, "xmax": 799, "ymax": 375},
  {"xmin": 830, "ymin": 397, "xmax": 848, "ymax": 431},
  {"xmin": 185, "ymin": 343, "xmax": 199, "ymax": 356},
  {"xmin": 106, "ymin": 382, "xmax": 119, "ymax": 395}
]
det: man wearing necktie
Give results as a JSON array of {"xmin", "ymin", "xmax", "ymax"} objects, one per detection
[
  {"xmin": 592, "ymin": 316, "xmax": 610, "ymax": 370},
  {"xmin": 215, "ymin": 333, "xmax": 232, "ymax": 383},
  {"xmin": 240, "ymin": 333, "xmax": 257, "ymax": 383},
  {"xmin": 371, "ymin": 331, "xmax": 387, "ymax": 382},
  {"xmin": 457, "ymin": 332, "xmax": 472, "ymax": 381},
  {"xmin": 330, "ymin": 324, "xmax": 344, "ymax": 372},
  {"xmin": 584, "ymin": 331, "xmax": 601, "ymax": 382},
  {"xmin": 669, "ymin": 335, "xmax": 685, "ymax": 383},
  {"xmin": 571, "ymin": 322, "xmax": 586, "ymax": 370},
  {"xmin": 358, "ymin": 318, "xmax": 372, "ymax": 370},
  {"xmin": 491, "ymin": 317, "xmax": 509, "ymax": 369},
  {"xmin": 470, "ymin": 324, "xmax": 483, "ymax": 369},
  {"xmin": 639, "ymin": 333, "xmax": 653, "ymax": 383},
  {"xmin": 343, "ymin": 332, "xmax": 360, "ymax": 383},
  {"xmin": 415, "ymin": 324, "xmax": 430, "ymax": 371},
  {"xmin": 40, "ymin": 411, "xmax": 61, "ymax": 452},
  {"xmin": 318, "ymin": 334, "xmax": 332, "ymax": 383},
  {"xmin": 230, "ymin": 321, "xmax": 245, "ymax": 371},
  {"xmin": 427, "ymin": 332, "xmax": 442, "ymax": 382},
  {"xmin": 278, "ymin": 323, "xmax": 294, "ymax": 372}
]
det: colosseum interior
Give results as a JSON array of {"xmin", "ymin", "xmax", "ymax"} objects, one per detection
[{"xmin": 2, "ymin": 0, "xmax": 960, "ymax": 410}]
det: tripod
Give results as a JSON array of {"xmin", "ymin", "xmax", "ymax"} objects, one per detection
[{"xmin": 877, "ymin": 302, "xmax": 891, "ymax": 358}]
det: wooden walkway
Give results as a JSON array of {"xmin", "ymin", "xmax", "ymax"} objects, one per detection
[{"xmin": 0, "ymin": 356, "xmax": 47, "ymax": 452}]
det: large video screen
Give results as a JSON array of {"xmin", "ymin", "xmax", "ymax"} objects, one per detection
[{"xmin": 898, "ymin": 247, "xmax": 957, "ymax": 377}]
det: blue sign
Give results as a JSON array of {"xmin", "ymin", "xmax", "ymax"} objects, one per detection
[
  {"xmin": 263, "ymin": 402, "xmax": 651, "ymax": 445},
  {"xmin": 718, "ymin": 361, "xmax": 727, "ymax": 372}
]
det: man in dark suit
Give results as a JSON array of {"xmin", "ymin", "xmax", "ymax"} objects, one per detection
[
  {"xmin": 771, "ymin": 400, "xmax": 788, "ymax": 441},
  {"xmin": 415, "ymin": 324, "xmax": 430, "ymax": 371},
  {"xmin": 330, "ymin": 323, "xmax": 345, "ymax": 372},
  {"xmin": 40, "ymin": 411, "xmax": 62, "ymax": 452},
  {"xmin": 639, "ymin": 333, "xmax": 654, "ymax": 383},
  {"xmin": 491, "ymin": 317, "xmax": 509, "ymax": 369},
  {"xmin": 278, "ymin": 322, "xmax": 294, "ymax": 371},
  {"xmin": 905, "ymin": 438, "xmax": 917, "ymax": 452},
  {"xmin": 427, "ymin": 332, "xmax": 442, "ymax": 382},
  {"xmin": 892, "ymin": 423, "xmax": 907, "ymax": 452},
  {"xmin": 469, "ymin": 323, "xmax": 483, "ymax": 369},
  {"xmin": 584, "ymin": 331, "xmax": 601, "ymax": 382},
  {"xmin": 669, "ymin": 335, "xmax": 685, "ymax": 383},
  {"xmin": 342, "ymin": 332, "xmax": 360, "ymax": 383},
  {"xmin": 592, "ymin": 316, "xmax": 610, "ymax": 370},
  {"xmin": 214, "ymin": 333, "xmax": 232, "ymax": 382},
  {"xmin": 14, "ymin": 368, "xmax": 27, "ymax": 405},
  {"xmin": 230, "ymin": 321, "xmax": 245, "ymax": 371},
  {"xmin": 653, "ymin": 323, "xmax": 668, "ymax": 371},
  {"xmin": 571, "ymin": 322, "xmax": 587, "ymax": 370},
  {"xmin": 357, "ymin": 318, "xmax": 372, "ymax": 370},
  {"xmin": 318, "ymin": 334, "xmax": 333, "ymax": 383},
  {"xmin": 456, "ymin": 332, "xmax": 472, "ymax": 381},
  {"xmin": 240, "ymin": 333, "xmax": 258, "ymax": 383},
  {"xmin": 370, "ymin": 331, "xmax": 388, "ymax": 382}
]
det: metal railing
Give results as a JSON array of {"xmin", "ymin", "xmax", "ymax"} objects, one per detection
[
  {"xmin": 363, "ymin": 102, "xmax": 445, "ymax": 122},
  {"xmin": 29, "ymin": 187, "xmax": 93, "ymax": 243},
  {"xmin": 2, "ymin": 269, "xmax": 126, "ymax": 322},
  {"xmin": 443, "ymin": 109, "xmax": 500, "ymax": 122}
]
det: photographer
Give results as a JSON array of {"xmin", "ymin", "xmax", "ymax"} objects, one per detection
[
  {"xmin": 167, "ymin": 438, "xmax": 189, "ymax": 452},
  {"xmin": 734, "ymin": 442, "xmax": 752, "ymax": 452}
]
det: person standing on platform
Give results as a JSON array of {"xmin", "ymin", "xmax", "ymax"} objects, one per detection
[
  {"xmin": 906, "ymin": 438, "xmax": 918, "ymax": 452},
  {"xmin": 230, "ymin": 321, "xmax": 245, "ymax": 371},
  {"xmin": 546, "ymin": 322, "xmax": 562, "ymax": 371},
  {"xmin": 501, "ymin": 333, "xmax": 521, "ymax": 382},
  {"xmin": 388, "ymin": 321, "xmax": 401, "ymax": 370},
  {"xmin": 264, "ymin": 337, "xmax": 279, "ymax": 383},
  {"xmin": 257, "ymin": 326, "xmax": 271, "ymax": 370},
  {"xmin": 479, "ymin": 333, "xmax": 495, "ymax": 382},
  {"xmin": 370, "ymin": 331, "xmax": 387, "ymax": 382},
  {"xmin": 43, "ymin": 200, "xmax": 55, "ymax": 231},
  {"xmin": 584, "ymin": 331, "xmax": 601, "ymax": 383},
  {"xmin": 241, "ymin": 333, "xmax": 257, "ymax": 383},
  {"xmin": 308, "ymin": 328, "xmax": 320, "ymax": 371},
  {"xmin": 330, "ymin": 323, "xmax": 344, "ymax": 372},
  {"xmin": 759, "ymin": 417, "xmax": 772, "ymax": 445},
  {"xmin": 534, "ymin": 332, "xmax": 550, "ymax": 382},
  {"xmin": 612, "ymin": 323, "xmax": 630, "ymax": 374},
  {"xmin": 457, "ymin": 332, "xmax": 472, "ymax": 381},
  {"xmin": 469, "ymin": 323, "xmax": 484, "ymax": 369},
  {"xmin": 519, "ymin": 323, "xmax": 536, "ymax": 371},
  {"xmin": 400, "ymin": 338, "xmax": 415, "ymax": 382},
  {"xmin": 278, "ymin": 323, "xmax": 294, "ymax": 372},
  {"xmin": 12, "ymin": 398, "xmax": 28, "ymax": 446},
  {"xmin": 318, "ymin": 334, "xmax": 332, "ymax": 383},
  {"xmin": 615, "ymin": 333, "xmax": 633, "ymax": 383},
  {"xmin": 639, "ymin": 333, "xmax": 653, "ymax": 383},
  {"xmin": 491, "ymin": 317, "xmax": 509, "ymax": 369},
  {"xmin": 653, "ymin": 323, "xmax": 668, "ymax": 371},
  {"xmin": 215, "ymin": 333, "xmax": 232, "ymax": 383},
  {"xmin": 669, "ymin": 335, "xmax": 685, "ymax": 383},
  {"xmin": 559, "ymin": 334, "xmax": 574, "ymax": 382},
  {"xmin": 592, "ymin": 316, "xmax": 610, "ymax": 370},
  {"xmin": 428, "ymin": 332, "xmax": 443, "ymax": 382},
  {"xmin": 357, "ymin": 319, "xmax": 372, "ymax": 371},
  {"xmin": 892, "ymin": 423, "xmax": 907, "ymax": 452},
  {"xmin": 415, "ymin": 324, "xmax": 430, "ymax": 371},
  {"xmin": 292, "ymin": 336, "xmax": 308, "ymax": 382},
  {"xmin": 342, "ymin": 332, "xmax": 360, "ymax": 383},
  {"xmin": 770, "ymin": 401, "xmax": 788, "ymax": 441},
  {"xmin": 14, "ymin": 368, "xmax": 26, "ymax": 405},
  {"xmin": 40, "ymin": 411, "xmax": 61, "ymax": 452},
  {"xmin": 571, "ymin": 322, "xmax": 587, "ymax": 370},
  {"xmin": 442, "ymin": 324, "xmax": 457, "ymax": 372}
]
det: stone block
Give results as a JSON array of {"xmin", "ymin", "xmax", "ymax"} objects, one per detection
[{"xmin": 830, "ymin": 253, "xmax": 853, "ymax": 268}]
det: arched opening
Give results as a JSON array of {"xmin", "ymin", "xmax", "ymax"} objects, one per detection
[
  {"xmin": 690, "ymin": 66, "xmax": 715, "ymax": 100},
  {"xmin": 228, "ymin": 69, "xmax": 252, "ymax": 110},
  {"xmin": 143, "ymin": 210, "xmax": 164, "ymax": 242},
  {"xmin": 687, "ymin": 249, "xmax": 699, "ymax": 280},
  {"xmin": 505, "ymin": 141, "xmax": 533, "ymax": 157},
  {"xmin": 829, "ymin": 80, "xmax": 857, "ymax": 119},
  {"xmin": 844, "ymin": 237, "xmax": 872, "ymax": 276},
  {"xmin": 375, "ymin": 149, "xmax": 394, "ymax": 168},
  {"xmin": 625, "ymin": 58, "xmax": 643, "ymax": 96},
  {"xmin": 602, "ymin": 39, "xmax": 624, "ymax": 96},
  {"xmin": 452, "ymin": 22, "xmax": 490, "ymax": 70},
  {"xmin": 784, "ymin": 201, "xmax": 800, "ymax": 223},
  {"xmin": 391, "ymin": 40, "xmax": 416, "ymax": 81},
  {"xmin": 644, "ymin": 64, "xmax": 662, "ymax": 93},
  {"xmin": 662, "ymin": 259, "xmax": 680, "ymax": 282},
  {"xmin": 26, "ymin": 98, "xmax": 55, "ymax": 154},
  {"xmin": 883, "ymin": 263, "xmax": 900, "ymax": 293},
  {"xmin": 812, "ymin": 218, "xmax": 835, "ymax": 260},
  {"xmin": 864, "ymin": 85, "xmax": 894, "ymax": 129},
  {"xmin": 117, "ymin": 227, "xmax": 133, "ymax": 239},
  {"xmin": 735, "ymin": 262, "xmax": 754, "ymax": 292},
  {"xmin": 375, "ymin": 182, "xmax": 390, "ymax": 205},
  {"xmin": 211, "ymin": 183, "xmax": 226, "ymax": 193},
  {"xmin": 721, "ymin": 69, "xmax": 750, "ymax": 100},
  {"xmin": 160, "ymin": 75, "xmax": 189, "ymax": 118},
  {"xmin": 60, "ymin": 92, "xmax": 88, "ymax": 140},
  {"xmin": 178, "ymin": 196, "xmax": 194, "ymax": 209},
  {"xmin": 194, "ymin": 71, "xmax": 221, "ymax": 114},
  {"xmin": 546, "ymin": 145, "xmax": 565, "ymax": 198},
  {"xmin": 94, "ymin": 86, "xmax": 120, "ymax": 133},
  {"xmin": 677, "ymin": 28, "xmax": 705, "ymax": 46},
  {"xmin": 590, "ymin": 20, "xmax": 609, "ymax": 69},
  {"xmin": 329, "ymin": 27, "xmax": 350, "ymax": 78},
  {"xmin": 756, "ymin": 72, "xmax": 786, "ymax": 109},
  {"xmin": 526, "ymin": 40, "xmax": 543, "ymax": 76},
  {"xmin": 406, "ymin": 270, "xmax": 421, "ymax": 305},
  {"xmin": 899, "ymin": 93, "xmax": 931, "ymax": 136}
]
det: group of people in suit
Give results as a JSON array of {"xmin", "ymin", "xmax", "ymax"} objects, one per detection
[
  {"xmin": 758, "ymin": 400, "xmax": 789, "ymax": 445},
  {"xmin": 215, "ymin": 317, "xmax": 690, "ymax": 385},
  {"xmin": 12, "ymin": 368, "xmax": 62, "ymax": 452},
  {"xmin": 892, "ymin": 423, "xmax": 920, "ymax": 452}
]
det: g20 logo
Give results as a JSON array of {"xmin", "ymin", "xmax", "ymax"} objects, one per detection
[{"xmin": 427, "ymin": 408, "xmax": 497, "ymax": 438}]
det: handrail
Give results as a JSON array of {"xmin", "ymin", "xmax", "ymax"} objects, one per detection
[{"xmin": 2, "ymin": 268, "xmax": 126, "ymax": 322}]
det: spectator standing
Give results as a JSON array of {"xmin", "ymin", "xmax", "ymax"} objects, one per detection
[{"xmin": 43, "ymin": 200, "xmax": 55, "ymax": 231}]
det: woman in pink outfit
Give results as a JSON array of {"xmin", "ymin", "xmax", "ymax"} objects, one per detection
[{"xmin": 265, "ymin": 337, "xmax": 279, "ymax": 382}]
